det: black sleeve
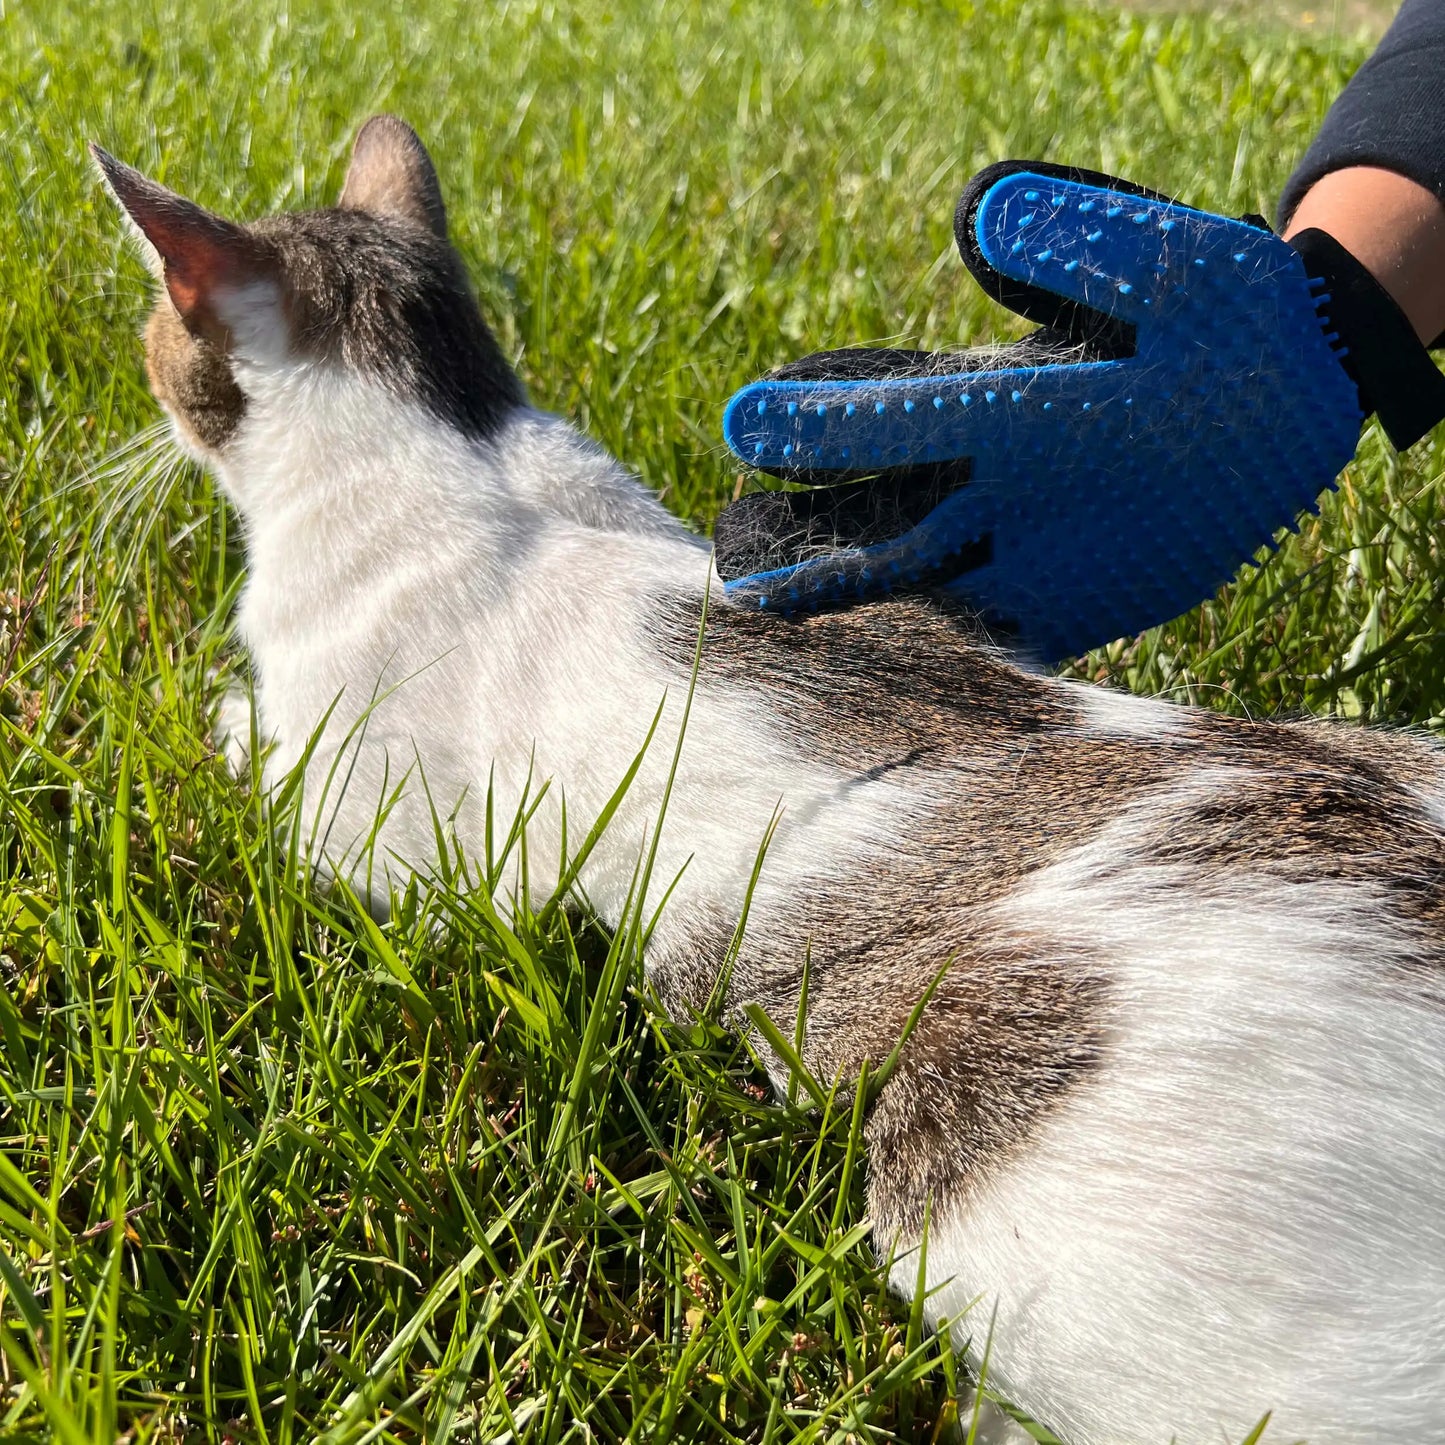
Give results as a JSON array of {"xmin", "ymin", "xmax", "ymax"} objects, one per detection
[{"xmin": 1278, "ymin": 0, "xmax": 1445, "ymax": 227}]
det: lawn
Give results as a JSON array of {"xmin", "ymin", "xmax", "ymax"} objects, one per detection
[{"xmin": 0, "ymin": 0, "xmax": 1433, "ymax": 1440}]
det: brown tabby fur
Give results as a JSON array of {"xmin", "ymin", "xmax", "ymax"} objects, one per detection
[{"xmin": 651, "ymin": 594, "xmax": 1445, "ymax": 1237}]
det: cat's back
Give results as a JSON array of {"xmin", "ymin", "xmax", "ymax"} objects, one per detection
[
  {"xmin": 662, "ymin": 591, "xmax": 1445, "ymax": 899},
  {"xmin": 654, "ymin": 589, "xmax": 1445, "ymax": 1214},
  {"xmin": 662, "ymin": 594, "xmax": 1445, "ymax": 1444}
]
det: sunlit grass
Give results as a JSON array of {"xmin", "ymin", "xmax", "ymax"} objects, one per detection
[{"xmin": 0, "ymin": 0, "xmax": 1428, "ymax": 1439}]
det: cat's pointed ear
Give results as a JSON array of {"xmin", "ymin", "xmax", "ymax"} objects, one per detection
[
  {"xmin": 339, "ymin": 115, "xmax": 447, "ymax": 238},
  {"xmin": 90, "ymin": 144, "xmax": 272, "ymax": 345}
]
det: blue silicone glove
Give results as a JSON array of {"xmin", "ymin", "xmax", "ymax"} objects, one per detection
[{"xmin": 715, "ymin": 162, "xmax": 1445, "ymax": 663}]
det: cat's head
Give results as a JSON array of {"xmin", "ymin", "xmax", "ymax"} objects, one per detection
[{"xmin": 92, "ymin": 115, "xmax": 525, "ymax": 463}]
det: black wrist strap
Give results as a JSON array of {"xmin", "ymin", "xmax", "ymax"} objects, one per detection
[{"xmin": 1289, "ymin": 227, "xmax": 1445, "ymax": 451}]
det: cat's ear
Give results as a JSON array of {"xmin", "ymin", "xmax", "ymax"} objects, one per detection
[
  {"xmin": 90, "ymin": 144, "xmax": 275, "ymax": 348},
  {"xmin": 338, "ymin": 115, "xmax": 447, "ymax": 238}
]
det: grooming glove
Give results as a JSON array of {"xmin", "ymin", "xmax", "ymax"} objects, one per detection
[{"xmin": 715, "ymin": 162, "xmax": 1445, "ymax": 662}]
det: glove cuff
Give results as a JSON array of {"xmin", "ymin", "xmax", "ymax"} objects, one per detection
[{"xmin": 1289, "ymin": 227, "xmax": 1445, "ymax": 451}]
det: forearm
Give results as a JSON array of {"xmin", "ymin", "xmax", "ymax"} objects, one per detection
[
  {"xmin": 1278, "ymin": 0, "xmax": 1445, "ymax": 345},
  {"xmin": 1283, "ymin": 166, "xmax": 1445, "ymax": 345}
]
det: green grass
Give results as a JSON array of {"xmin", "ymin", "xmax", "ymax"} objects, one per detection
[{"xmin": 0, "ymin": 0, "xmax": 1437, "ymax": 1439}]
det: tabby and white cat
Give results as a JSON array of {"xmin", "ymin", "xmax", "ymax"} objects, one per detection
[{"xmin": 95, "ymin": 116, "xmax": 1445, "ymax": 1444}]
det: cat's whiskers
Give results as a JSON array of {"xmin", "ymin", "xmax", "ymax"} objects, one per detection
[
  {"xmin": 41, "ymin": 419, "xmax": 167, "ymax": 518},
  {"xmin": 84, "ymin": 420, "xmax": 192, "ymax": 550},
  {"xmin": 53, "ymin": 419, "xmax": 170, "ymax": 495}
]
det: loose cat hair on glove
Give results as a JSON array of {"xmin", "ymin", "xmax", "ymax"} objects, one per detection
[{"xmin": 95, "ymin": 116, "xmax": 1445, "ymax": 1445}]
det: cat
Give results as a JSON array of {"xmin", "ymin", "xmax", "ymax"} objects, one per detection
[{"xmin": 94, "ymin": 115, "xmax": 1445, "ymax": 1445}]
